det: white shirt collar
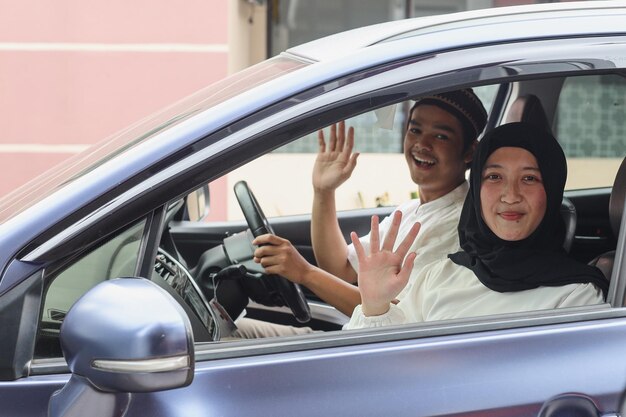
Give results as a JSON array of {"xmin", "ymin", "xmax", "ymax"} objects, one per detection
[{"xmin": 417, "ymin": 181, "xmax": 468, "ymax": 213}]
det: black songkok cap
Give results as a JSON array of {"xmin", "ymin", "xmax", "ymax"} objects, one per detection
[{"xmin": 412, "ymin": 88, "xmax": 488, "ymax": 145}]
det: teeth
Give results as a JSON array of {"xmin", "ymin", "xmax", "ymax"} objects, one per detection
[{"xmin": 413, "ymin": 156, "xmax": 435, "ymax": 166}]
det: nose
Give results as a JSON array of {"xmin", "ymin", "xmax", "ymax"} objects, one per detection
[
  {"xmin": 413, "ymin": 133, "xmax": 433, "ymax": 151},
  {"xmin": 500, "ymin": 180, "xmax": 522, "ymax": 204}
]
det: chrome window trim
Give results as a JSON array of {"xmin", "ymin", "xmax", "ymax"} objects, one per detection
[{"xmin": 92, "ymin": 355, "xmax": 190, "ymax": 373}]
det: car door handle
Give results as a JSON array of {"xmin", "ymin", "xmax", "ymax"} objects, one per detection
[{"xmin": 539, "ymin": 394, "xmax": 619, "ymax": 417}]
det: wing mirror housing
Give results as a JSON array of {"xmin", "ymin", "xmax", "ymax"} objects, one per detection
[{"xmin": 49, "ymin": 278, "xmax": 194, "ymax": 417}]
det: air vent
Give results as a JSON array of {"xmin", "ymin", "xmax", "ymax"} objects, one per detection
[{"xmin": 154, "ymin": 251, "xmax": 177, "ymax": 282}]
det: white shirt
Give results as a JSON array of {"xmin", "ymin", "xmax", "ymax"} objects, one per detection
[
  {"xmin": 346, "ymin": 258, "xmax": 604, "ymax": 329},
  {"xmin": 347, "ymin": 181, "xmax": 468, "ymax": 299}
]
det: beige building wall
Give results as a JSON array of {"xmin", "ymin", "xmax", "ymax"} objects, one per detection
[
  {"xmin": 228, "ymin": 1, "xmax": 267, "ymax": 74},
  {"xmin": 225, "ymin": 155, "xmax": 621, "ymax": 220}
]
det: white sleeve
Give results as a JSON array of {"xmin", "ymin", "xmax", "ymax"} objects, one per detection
[
  {"xmin": 344, "ymin": 304, "xmax": 407, "ymax": 329},
  {"xmin": 557, "ymin": 283, "xmax": 605, "ymax": 308}
]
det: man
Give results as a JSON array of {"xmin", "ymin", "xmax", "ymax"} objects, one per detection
[{"xmin": 235, "ymin": 89, "xmax": 487, "ymax": 338}]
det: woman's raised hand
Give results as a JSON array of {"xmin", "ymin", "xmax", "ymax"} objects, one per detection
[{"xmin": 352, "ymin": 211, "xmax": 420, "ymax": 317}]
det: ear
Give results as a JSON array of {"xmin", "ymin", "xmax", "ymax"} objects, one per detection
[{"xmin": 463, "ymin": 140, "xmax": 478, "ymax": 164}]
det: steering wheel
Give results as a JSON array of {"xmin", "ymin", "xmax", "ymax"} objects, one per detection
[{"xmin": 234, "ymin": 181, "xmax": 311, "ymax": 323}]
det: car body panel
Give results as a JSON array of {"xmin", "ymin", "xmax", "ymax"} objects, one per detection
[
  {"xmin": 4, "ymin": 310, "xmax": 626, "ymax": 417},
  {"xmin": 182, "ymin": 316, "xmax": 626, "ymax": 417}
]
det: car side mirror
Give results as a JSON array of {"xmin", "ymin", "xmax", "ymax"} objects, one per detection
[
  {"xmin": 49, "ymin": 278, "xmax": 194, "ymax": 417},
  {"xmin": 185, "ymin": 184, "xmax": 210, "ymax": 221}
]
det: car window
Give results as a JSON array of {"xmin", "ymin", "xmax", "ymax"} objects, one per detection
[
  {"xmin": 224, "ymin": 85, "xmax": 499, "ymax": 220},
  {"xmin": 35, "ymin": 219, "xmax": 146, "ymax": 358},
  {"xmin": 556, "ymin": 74, "xmax": 626, "ymax": 190},
  {"xmin": 172, "ymin": 60, "xmax": 621, "ymax": 348}
]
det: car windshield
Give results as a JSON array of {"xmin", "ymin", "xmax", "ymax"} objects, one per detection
[{"xmin": 0, "ymin": 56, "xmax": 308, "ymax": 224}]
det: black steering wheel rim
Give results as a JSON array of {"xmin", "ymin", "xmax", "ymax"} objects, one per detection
[{"xmin": 234, "ymin": 180, "xmax": 311, "ymax": 323}]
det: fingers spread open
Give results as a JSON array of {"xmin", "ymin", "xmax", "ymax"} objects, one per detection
[
  {"xmin": 351, "ymin": 231, "xmax": 365, "ymax": 261},
  {"xmin": 342, "ymin": 126, "xmax": 357, "ymax": 168},
  {"xmin": 397, "ymin": 251, "xmax": 417, "ymax": 285},
  {"xmin": 337, "ymin": 120, "xmax": 346, "ymax": 151},
  {"xmin": 329, "ymin": 123, "xmax": 337, "ymax": 152},
  {"xmin": 317, "ymin": 129, "xmax": 326, "ymax": 152},
  {"xmin": 395, "ymin": 222, "xmax": 421, "ymax": 259},
  {"xmin": 345, "ymin": 125, "xmax": 354, "ymax": 150},
  {"xmin": 369, "ymin": 215, "xmax": 380, "ymax": 253},
  {"xmin": 382, "ymin": 211, "xmax": 402, "ymax": 251},
  {"xmin": 345, "ymin": 152, "xmax": 360, "ymax": 174}
]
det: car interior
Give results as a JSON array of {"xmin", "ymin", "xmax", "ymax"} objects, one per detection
[{"xmin": 33, "ymin": 70, "xmax": 626, "ymax": 357}]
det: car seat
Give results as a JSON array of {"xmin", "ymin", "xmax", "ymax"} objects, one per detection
[
  {"xmin": 588, "ymin": 156, "xmax": 626, "ymax": 281},
  {"xmin": 504, "ymin": 93, "xmax": 552, "ymax": 133}
]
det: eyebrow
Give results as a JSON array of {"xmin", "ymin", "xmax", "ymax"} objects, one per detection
[
  {"xmin": 409, "ymin": 119, "xmax": 458, "ymax": 135},
  {"xmin": 483, "ymin": 163, "xmax": 541, "ymax": 172}
]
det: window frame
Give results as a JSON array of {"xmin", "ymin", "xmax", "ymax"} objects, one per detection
[
  {"xmin": 185, "ymin": 35, "xmax": 626, "ymax": 357},
  {"xmin": 23, "ymin": 35, "xmax": 626, "ymax": 372}
]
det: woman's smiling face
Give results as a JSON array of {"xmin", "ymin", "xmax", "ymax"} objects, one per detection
[{"xmin": 480, "ymin": 146, "xmax": 547, "ymax": 241}]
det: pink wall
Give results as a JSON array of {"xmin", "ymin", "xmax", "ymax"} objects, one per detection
[
  {"xmin": 0, "ymin": 1, "xmax": 227, "ymax": 43},
  {"xmin": 0, "ymin": 1, "xmax": 229, "ymax": 197}
]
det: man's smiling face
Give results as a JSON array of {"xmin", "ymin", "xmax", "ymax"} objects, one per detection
[{"xmin": 403, "ymin": 104, "xmax": 472, "ymax": 203}]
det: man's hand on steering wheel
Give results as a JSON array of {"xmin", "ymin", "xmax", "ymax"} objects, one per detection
[
  {"xmin": 234, "ymin": 180, "xmax": 311, "ymax": 323},
  {"xmin": 252, "ymin": 234, "xmax": 314, "ymax": 285}
]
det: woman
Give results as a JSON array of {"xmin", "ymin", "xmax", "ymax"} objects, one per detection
[{"xmin": 346, "ymin": 122, "xmax": 607, "ymax": 328}]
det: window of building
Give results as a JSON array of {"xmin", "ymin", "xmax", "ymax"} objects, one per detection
[
  {"xmin": 268, "ymin": 0, "xmax": 551, "ymax": 58},
  {"xmin": 556, "ymin": 74, "xmax": 626, "ymax": 189}
]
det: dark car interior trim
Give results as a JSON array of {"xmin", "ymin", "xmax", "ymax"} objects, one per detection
[{"xmin": 0, "ymin": 271, "xmax": 43, "ymax": 380}]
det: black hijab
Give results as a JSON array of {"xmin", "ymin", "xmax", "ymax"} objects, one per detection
[{"xmin": 449, "ymin": 122, "xmax": 608, "ymax": 296}]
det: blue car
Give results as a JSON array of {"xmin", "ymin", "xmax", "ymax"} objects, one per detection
[{"xmin": 2, "ymin": 2, "xmax": 626, "ymax": 416}]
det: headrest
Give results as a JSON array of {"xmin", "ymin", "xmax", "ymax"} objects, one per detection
[
  {"xmin": 560, "ymin": 197, "xmax": 576, "ymax": 253},
  {"xmin": 505, "ymin": 94, "xmax": 552, "ymax": 134},
  {"xmin": 609, "ymin": 156, "xmax": 626, "ymax": 236}
]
